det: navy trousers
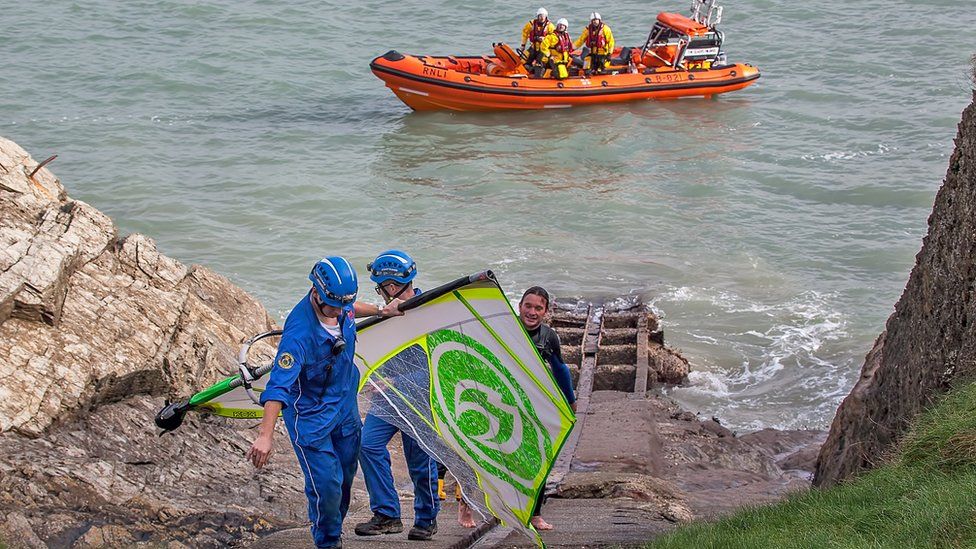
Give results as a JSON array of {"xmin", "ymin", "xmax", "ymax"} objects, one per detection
[
  {"xmin": 359, "ymin": 412, "xmax": 440, "ymax": 527},
  {"xmin": 290, "ymin": 424, "xmax": 361, "ymax": 548}
]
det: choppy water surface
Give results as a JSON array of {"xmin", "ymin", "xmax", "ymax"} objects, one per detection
[{"xmin": 2, "ymin": 1, "xmax": 973, "ymax": 430}]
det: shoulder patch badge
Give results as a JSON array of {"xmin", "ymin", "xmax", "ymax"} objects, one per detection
[{"xmin": 278, "ymin": 352, "xmax": 295, "ymax": 370}]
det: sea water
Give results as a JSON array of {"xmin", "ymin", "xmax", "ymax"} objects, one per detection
[{"xmin": 2, "ymin": 0, "xmax": 973, "ymax": 430}]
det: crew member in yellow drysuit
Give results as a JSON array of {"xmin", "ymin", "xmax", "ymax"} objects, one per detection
[
  {"xmin": 574, "ymin": 12, "xmax": 615, "ymax": 74},
  {"xmin": 538, "ymin": 18, "xmax": 574, "ymax": 79},
  {"xmin": 521, "ymin": 7, "xmax": 554, "ymax": 71}
]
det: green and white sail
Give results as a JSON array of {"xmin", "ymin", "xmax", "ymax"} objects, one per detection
[
  {"xmin": 157, "ymin": 271, "xmax": 575, "ymax": 545},
  {"xmin": 353, "ymin": 274, "xmax": 576, "ymax": 543}
]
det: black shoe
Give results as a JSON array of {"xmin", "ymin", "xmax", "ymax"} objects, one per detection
[
  {"xmin": 407, "ymin": 520, "xmax": 437, "ymax": 541},
  {"xmin": 354, "ymin": 513, "xmax": 403, "ymax": 536},
  {"xmin": 318, "ymin": 541, "xmax": 341, "ymax": 549}
]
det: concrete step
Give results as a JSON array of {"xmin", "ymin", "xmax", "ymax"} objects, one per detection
[
  {"xmin": 593, "ymin": 364, "xmax": 636, "ymax": 392},
  {"xmin": 601, "ymin": 313, "xmax": 641, "ymax": 329},
  {"xmin": 558, "ymin": 327, "xmax": 584, "ymax": 346},
  {"xmin": 562, "ymin": 345, "xmax": 581, "ymax": 366},
  {"xmin": 601, "ymin": 327, "xmax": 637, "ymax": 345},
  {"xmin": 599, "ymin": 344, "xmax": 637, "ymax": 365}
]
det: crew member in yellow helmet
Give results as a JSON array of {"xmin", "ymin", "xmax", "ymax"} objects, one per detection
[
  {"xmin": 538, "ymin": 18, "xmax": 574, "ymax": 79},
  {"xmin": 574, "ymin": 12, "xmax": 615, "ymax": 74},
  {"xmin": 520, "ymin": 8, "xmax": 554, "ymax": 71}
]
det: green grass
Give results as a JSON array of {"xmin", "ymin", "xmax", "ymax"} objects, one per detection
[{"xmin": 647, "ymin": 383, "xmax": 976, "ymax": 549}]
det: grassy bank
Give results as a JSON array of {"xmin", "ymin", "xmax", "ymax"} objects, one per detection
[{"xmin": 647, "ymin": 382, "xmax": 976, "ymax": 549}]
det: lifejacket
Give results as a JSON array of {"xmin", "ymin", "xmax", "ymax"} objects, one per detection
[
  {"xmin": 529, "ymin": 19, "xmax": 549, "ymax": 43},
  {"xmin": 554, "ymin": 31, "xmax": 572, "ymax": 54},
  {"xmin": 586, "ymin": 23, "xmax": 607, "ymax": 49}
]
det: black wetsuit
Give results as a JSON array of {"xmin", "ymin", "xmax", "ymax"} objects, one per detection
[
  {"xmin": 526, "ymin": 323, "xmax": 576, "ymax": 407},
  {"xmin": 525, "ymin": 322, "xmax": 577, "ymax": 516}
]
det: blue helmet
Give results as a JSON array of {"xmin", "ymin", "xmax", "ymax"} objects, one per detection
[
  {"xmin": 309, "ymin": 256, "xmax": 358, "ymax": 308},
  {"xmin": 367, "ymin": 249, "xmax": 417, "ymax": 285}
]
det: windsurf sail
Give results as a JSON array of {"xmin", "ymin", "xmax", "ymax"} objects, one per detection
[{"xmin": 155, "ymin": 270, "xmax": 576, "ymax": 545}]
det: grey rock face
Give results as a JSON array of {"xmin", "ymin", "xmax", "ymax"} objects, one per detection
[
  {"xmin": 814, "ymin": 92, "xmax": 976, "ymax": 486},
  {"xmin": 0, "ymin": 137, "xmax": 307, "ymax": 546},
  {"xmin": 0, "ymin": 397, "xmax": 306, "ymax": 548},
  {"xmin": 0, "ymin": 136, "xmax": 278, "ymax": 437},
  {"xmin": 648, "ymin": 343, "xmax": 690, "ymax": 385},
  {"xmin": 0, "ymin": 512, "xmax": 46, "ymax": 549}
]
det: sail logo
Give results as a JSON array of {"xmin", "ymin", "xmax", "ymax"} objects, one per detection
[{"xmin": 428, "ymin": 328, "xmax": 552, "ymax": 496}]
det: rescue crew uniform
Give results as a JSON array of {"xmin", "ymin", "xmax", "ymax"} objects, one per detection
[
  {"xmin": 358, "ymin": 288, "xmax": 441, "ymax": 534},
  {"xmin": 260, "ymin": 294, "xmax": 361, "ymax": 549},
  {"xmin": 574, "ymin": 22, "xmax": 615, "ymax": 73},
  {"xmin": 539, "ymin": 30, "xmax": 574, "ymax": 79},
  {"xmin": 521, "ymin": 19, "xmax": 554, "ymax": 69}
]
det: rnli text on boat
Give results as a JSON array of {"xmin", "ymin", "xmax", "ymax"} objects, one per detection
[{"xmin": 422, "ymin": 66, "xmax": 448, "ymax": 78}]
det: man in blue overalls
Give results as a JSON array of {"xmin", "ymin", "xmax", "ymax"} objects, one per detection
[
  {"xmin": 247, "ymin": 256, "xmax": 362, "ymax": 549},
  {"xmin": 354, "ymin": 249, "xmax": 441, "ymax": 540}
]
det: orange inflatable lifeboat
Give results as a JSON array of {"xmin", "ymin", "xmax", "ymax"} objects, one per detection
[{"xmin": 370, "ymin": 0, "xmax": 759, "ymax": 112}]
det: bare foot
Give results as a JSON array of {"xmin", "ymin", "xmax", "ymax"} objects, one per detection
[
  {"xmin": 458, "ymin": 501, "xmax": 476, "ymax": 528},
  {"xmin": 530, "ymin": 516, "xmax": 554, "ymax": 530}
]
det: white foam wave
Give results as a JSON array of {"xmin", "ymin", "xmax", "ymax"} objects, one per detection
[
  {"xmin": 655, "ymin": 285, "xmax": 844, "ymax": 322},
  {"xmin": 656, "ymin": 285, "xmax": 851, "ymax": 429},
  {"xmin": 729, "ymin": 296, "xmax": 847, "ymax": 386},
  {"xmin": 801, "ymin": 143, "xmax": 894, "ymax": 162},
  {"xmin": 689, "ymin": 333, "xmax": 720, "ymax": 344},
  {"xmin": 683, "ymin": 370, "xmax": 731, "ymax": 397},
  {"xmin": 662, "ymin": 286, "xmax": 698, "ymax": 302},
  {"xmin": 604, "ymin": 294, "xmax": 643, "ymax": 312}
]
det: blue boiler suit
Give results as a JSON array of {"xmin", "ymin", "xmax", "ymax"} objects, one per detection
[
  {"xmin": 260, "ymin": 294, "xmax": 362, "ymax": 549},
  {"xmin": 359, "ymin": 289, "xmax": 440, "ymax": 528}
]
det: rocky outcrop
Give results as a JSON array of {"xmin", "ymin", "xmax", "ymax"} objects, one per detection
[
  {"xmin": 0, "ymin": 138, "xmax": 277, "ymax": 437},
  {"xmin": 554, "ymin": 471, "xmax": 694, "ymax": 523},
  {"xmin": 814, "ymin": 91, "xmax": 976, "ymax": 486},
  {"xmin": 648, "ymin": 343, "xmax": 690, "ymax": 385},
  {"xmin": 0, "ymin": 397, "xmax": 307, "ymax": 548},
  {"xmin": 0, "ymin": 137, "xmax": 307, "ymax": 546}
]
